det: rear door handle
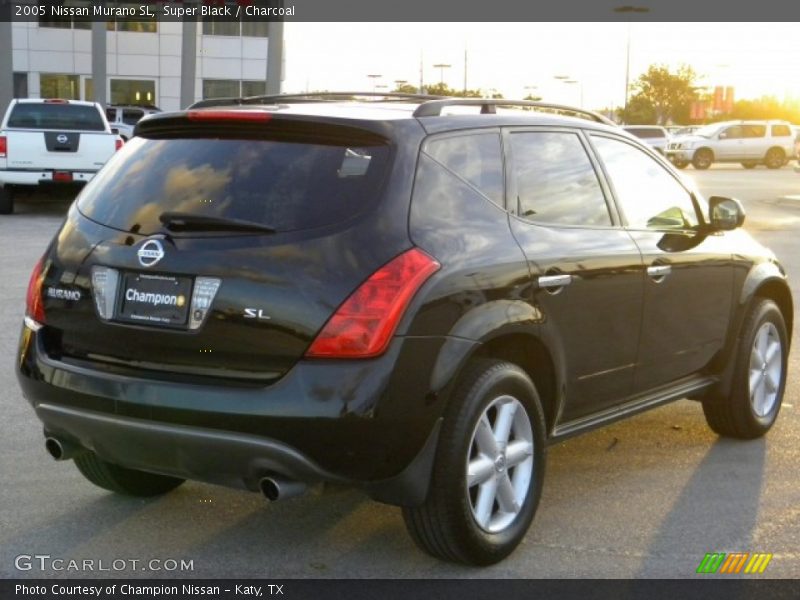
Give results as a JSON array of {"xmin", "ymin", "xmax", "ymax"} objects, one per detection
[
  {"xmin": 647, "ymin": 264, "xmax": 672, "ymax": 282},
  {"xmin": 538, "ymin": 274, "xmax": 572, "ymax": 290}
]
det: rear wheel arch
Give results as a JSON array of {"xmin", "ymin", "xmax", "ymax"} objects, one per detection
[
  {"xmin": 764, "ymin": 146, "xmax": 786, "ymax": 169},
  {"xmin": 463, "ymin": 333, "xmax": 559, "ymax": 437}
]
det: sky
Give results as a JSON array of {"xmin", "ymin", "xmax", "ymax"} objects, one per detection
[{"xmin": 281, "ymin": 22, "xmax": 800, "ymax": 110}]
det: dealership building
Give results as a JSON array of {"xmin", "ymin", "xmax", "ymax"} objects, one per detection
[{"xmin": 0, "ymin": 15, "xmax": 284, "ymax": 112}]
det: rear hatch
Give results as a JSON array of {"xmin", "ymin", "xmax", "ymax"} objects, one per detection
[
  {"xmin": 39, "ymin": 110, "xmax": 409, "ymax": 382},
  {"xmin": 3, "ymin": 102, "xmax": 115, "ymax": 171}
]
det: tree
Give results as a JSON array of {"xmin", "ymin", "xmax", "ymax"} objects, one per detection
[
  {"xmin": 392, "ymin": 83, "xmax": 419, "ymax": 94},
  {"xmin": 619, "ymin": 64, "xmax": 700, "ymax": 125},
  {"xmin": 723, "ymin": 97, "xmax": 800, "ymax": 122}
]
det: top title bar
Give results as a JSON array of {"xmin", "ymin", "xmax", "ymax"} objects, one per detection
[{"xmin": 1, "ymin": 0, "xmax": 799, "ymax": 22}]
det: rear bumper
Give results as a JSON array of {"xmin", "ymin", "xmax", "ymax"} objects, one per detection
[
  {"xmin": 17, "ymin": 324, "xmax": 461, "ymax": 505},
  {"xmin": 0, "ymin": 169, "xmax": 96, "ymax": 186}
]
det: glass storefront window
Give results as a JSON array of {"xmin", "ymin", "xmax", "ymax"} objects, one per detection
[
  {"xmin": 40, "ymin": 74, "xmax": 81, "ymax": 100},
  {"xmin": 241, "ymin": 81, "xmax": 267, "ymax": 97},
  {"xmin": 110, "ymin": 79, "xmax": 156, "ymax": 106},
  {"xmin": 202, "ymin": 79, "xmax": 240, "ymax": 99}
]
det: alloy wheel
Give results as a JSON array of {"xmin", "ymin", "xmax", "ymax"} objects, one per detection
[
  {"xmin": 749, "ymin": 321, "xmax": 783, "ymax": 417},
  {"xmin": 466, "ymin": 395, "xmax": 534, "ymax": 533}
]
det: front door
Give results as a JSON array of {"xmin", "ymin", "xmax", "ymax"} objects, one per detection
[
  {"xmin": 588, "ymin": 134, "xmax": 733, "ymax": 393},
  {"xmin": 505, "ymin": 128, "xmax": 644, "ymax": 421}
]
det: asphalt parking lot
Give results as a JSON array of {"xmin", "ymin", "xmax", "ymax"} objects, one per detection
[{"xmin": 1, "ymin": 165, "xmax": 799, "ymax": 579}]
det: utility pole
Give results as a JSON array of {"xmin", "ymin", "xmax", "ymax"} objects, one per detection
[
  {"xmin": 463, "ymin": 48, "xmax": 468, "ymax": 94},
  {"xmin": 419, "ymin": 50, "xmax": 424, "ymax": 94}
]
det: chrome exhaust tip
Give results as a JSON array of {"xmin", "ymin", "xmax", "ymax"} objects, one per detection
[
  {"xmin": 259, "ymin": 476, "xmax": 307, "ymax": 502},
  {"xmin": 45, "ymin": 437, "xmax": 83, "ymax": 461}
]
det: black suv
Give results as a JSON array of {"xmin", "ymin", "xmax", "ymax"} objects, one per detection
[{"xmin": 17, "ymin": 94, "xmax": 792, "ymax": 565}]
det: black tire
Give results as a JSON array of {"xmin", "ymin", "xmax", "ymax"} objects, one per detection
[
  {"xmin": 402, "ymin": 359, "xmax": 546, "ymax": 565},
  {"xmin": 764, "ymin": 148, "xmax": 784, "ymax": 169},
  {"xmin": 0, "ymin": 187, "xmax": 14, "ymax": 215},
  {"xmin": 672, "ymin": 160, "xmax": 689, "ymax": 169},
  {"xmin": 703, "ymin": 299, "xmax": 788, "ymax": 439},
  {"xmin": 692, "ymin": 148, "xmax": 713, "ymax": 170},
  {"xmin": 741, "ymin": 161, "xmax": 757, "ymax": 169},
  {"xmin": 74, "ymin": 452, "xmax": 185, "ymax": 497}
]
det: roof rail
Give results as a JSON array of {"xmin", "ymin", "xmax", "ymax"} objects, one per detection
[
  {"xmin": 412, "ymin": 98, "xmax": 617, "ymax": 126},
  {"xmin": 187, "ymin": 91, "xmax": 446, "ymax": 110}
]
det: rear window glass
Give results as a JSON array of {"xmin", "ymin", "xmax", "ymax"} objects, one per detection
[
  {"xmin": 8, "ymin": 103, "xmax": 106, "ymax": 131},
  {"xmin": 625, "ymin": 128, "xmax": 664, "ymax": 139},
  {"xmin": 77, "ymin": 136, "xmax": 391, "ymax": 234}
]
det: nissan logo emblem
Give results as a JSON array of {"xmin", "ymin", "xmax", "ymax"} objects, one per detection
[
  {"xmin": 57, "ymin": 134, "xmax": 68, "ymax": 144},
  {"xmin": 137, "ymin": 239, "xmax": 165, "ymax": 268}
]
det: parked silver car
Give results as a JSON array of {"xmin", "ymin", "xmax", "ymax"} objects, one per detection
[{"xmin": 665, "ymin": 120, "xmax": 794, "ymax": 170}]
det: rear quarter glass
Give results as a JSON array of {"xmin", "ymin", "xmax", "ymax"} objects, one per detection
[{"xmin": 77, "ymin": 135, "xmax": 391, "ymax": 234}]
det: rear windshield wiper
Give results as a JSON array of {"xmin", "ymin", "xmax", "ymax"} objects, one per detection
[{"xmin": 159, "ymin": 212, "xmax": 276, "ymax": 234}]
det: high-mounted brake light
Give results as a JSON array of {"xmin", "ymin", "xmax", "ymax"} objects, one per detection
[
  {"xmin": 306, "ymin": 248, "xmax": 440, "ymax": 359},
  {"xmin": 187, "ymin": 110, "xmax": 272, "ymax": 123},
  {"xmin": 44, "ymin": 98, "xmax": 68, "ymax": 104},
  {"xmin": 0, "ymin": 135, "xmax": 6, "ymax": 158},
  {"xmin": 25, "ymin": 257, "xmax": 46, "ymax": 325}
]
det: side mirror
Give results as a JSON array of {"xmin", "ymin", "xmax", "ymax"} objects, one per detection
[
  {"xmin": 708, "ymin": 196, "xmax": 745, "ymax": 230},
  {"xmin": 110, "ymin": 128, "xmax": 119, "ymax": 135}
]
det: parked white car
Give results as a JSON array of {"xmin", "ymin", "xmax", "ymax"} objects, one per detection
[
  {"xmin": 105, "ymin": 105, "xmax": 161, "ymax": 140},
  {"xmin": 0, "ymin": 99, "xmax": 121, "ymax": 214},
  {"xmin": 623, "ymin": 125, "xmax": 670, "ymax": 155},
  {"xmin": 665, "ymin": 120, "xmax": 794, "ymax": 170}
]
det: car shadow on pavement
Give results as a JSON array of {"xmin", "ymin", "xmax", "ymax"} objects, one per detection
[
  {"xmin": 183, "ymin": 486, "xmax": 426, "ymax": 578},
  {"xmin": 0, "ymin": 493, "xmax": 163, "ymax": 578},
  {"xmin": 636, "ymin": 436, "xmax": 766, "ymax": 578}
]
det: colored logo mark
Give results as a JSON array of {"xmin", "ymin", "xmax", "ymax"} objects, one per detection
[{"xmin": 696, "ymin": 552, "xmax": 772, "ymax": 574}]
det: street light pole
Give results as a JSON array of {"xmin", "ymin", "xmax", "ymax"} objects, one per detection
[
  {"xmin": 565, "ymin": 79, "xmax": 583, "ymax": 109},
  {"xmin": 624, "ymin": 23, "xmax": 631, "ymax": 115},
  {"xmin": 367, "ymin": 74, "xmax": 382, "ymax": 93},
  {"xmin": 433, "ymin": 63, "xmax": 451, "ymax": 86}
]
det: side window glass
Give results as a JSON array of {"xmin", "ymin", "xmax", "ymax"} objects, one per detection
[
  {"xmin": 106, "ymin": 108, "xmax": 117, "ymax": 121},
  {"xmin": 591, "ymin": 135, "xmax": 699, "ymax": 231},
  {"xmin": 771, "ymin": 124, "xmax": 790, "ymax": 137},
  {"xmin": 720, "ymin": 126, "xmax": 743, "ymax": 140},
  {"xmin": 424, "ymin": 133, "xmax": 504, "ymax": 206},
  {"xmin": 745, "ymin": 125, "xmax": 766, "ymax": 138},
  {"xmin": 509, "ymin": 131, "xmax": 610, "ymax": 226}
]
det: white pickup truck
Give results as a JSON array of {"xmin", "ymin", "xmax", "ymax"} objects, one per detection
[{"xmin": 0, "ymin": 99, "xmax": 122, "ymax": 214}]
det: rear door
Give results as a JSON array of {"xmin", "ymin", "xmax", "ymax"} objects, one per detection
[
  {"xmin": 588, "ymin": 133, "xmax": 733, "ymax": 392},
  {"xmin": 742, "ymin": 124, "xmax": 767, "ymax": 159},
  {"xmin": 506, "ymin": 127, "xmax": 644, "ymax": 420}
]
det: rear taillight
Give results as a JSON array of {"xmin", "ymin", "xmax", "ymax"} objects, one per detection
[
  {"xmin": 305, "ymin": 248, "xmax": 440, "ymax": 359},
  {"xmin": 25, "ymin": 258, "xmax": 46, "ymax": 325},
  {"xmin": 0, "ymin": 136, "xmax": 6, "ymax": 158},
  {"xmin": 115, "ymin": 138, "xmax": 124, "ymax": 151}
]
